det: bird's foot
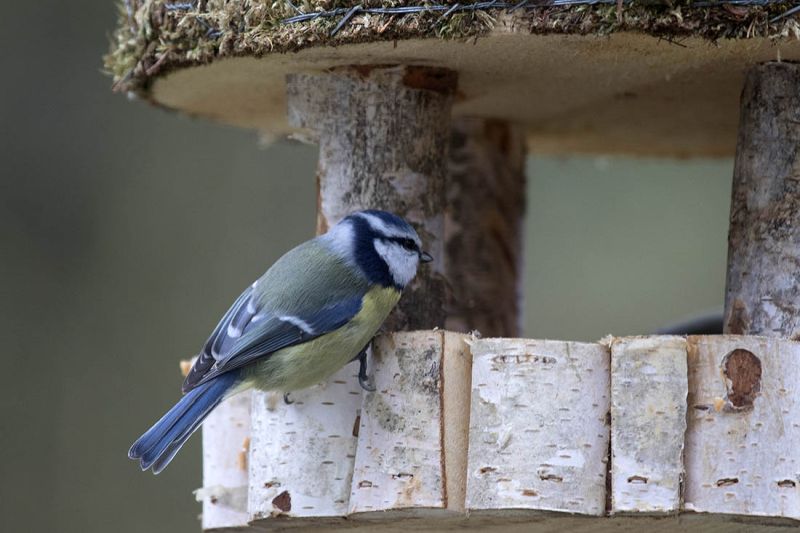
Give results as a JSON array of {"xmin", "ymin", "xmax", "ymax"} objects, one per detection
[
  {"xmin": 283, "ymin": 392, "xmax": 294, "ymax": 405},
  {"xmin": 356, "ymin": 349, "xmax": 376, "ymax": 392}
]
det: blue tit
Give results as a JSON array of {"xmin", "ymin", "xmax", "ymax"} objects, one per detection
[{"xmin": 129, "ymin": 209, "xmax": 432, "ymax": 474}]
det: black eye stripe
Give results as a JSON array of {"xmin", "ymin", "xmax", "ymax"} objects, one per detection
[{"xmin": 386, "ymin": 237, "xmax": 418, "ymax": 251}]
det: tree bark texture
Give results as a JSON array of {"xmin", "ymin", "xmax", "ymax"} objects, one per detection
[
  {"xmin": 445, "ymin": 119, "xmax": 526, "ymax": 337},
  {"xmin": 287, "ymin": 66, "xmax": 457, "ymax": 331},
  {"xmin": 198, "ymin": 390, "xmax": 252, "ymax": 530},
  {"xmin": 349, "ymin": 331, "xmax": 471, "ymax": 517},
  {"xmin": 203, "ymin": 333, "xmax": 800, "ymax": 530},
  {"xmin": 466, "ymin": 338, "xmax": 610, "ymax": 516},
  {"xmin": 724, "ymin": 62, "xmax": 800, "ymax": 340},
  {"xmin": 684, "ymin": 335, "xmax": 800, "ymax": 520},
  {"xmin": 610, "ymin": 336, "xmax": 687, "ymax": 514},
  {"xmin": 248, "ymin": 365, "xmax": 362, "ymax": 524}
]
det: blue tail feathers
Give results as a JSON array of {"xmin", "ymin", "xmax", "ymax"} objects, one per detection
[{"xmin": 129, "ymin": 371, "xmax": 239, "ymax": 474}]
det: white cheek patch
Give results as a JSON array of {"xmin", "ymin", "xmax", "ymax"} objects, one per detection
[
  {"xmin": 373, "ymin": 239, "xmax": 419, "ymax": 287},
  {"xmin": 323, "ymin": 219, "xmax": 357, "ymax": 263}
]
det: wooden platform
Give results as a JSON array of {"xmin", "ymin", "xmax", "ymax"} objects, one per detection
[{"xmin": 150, "ymin": 29, "xmax": 800, "ymax": 157}]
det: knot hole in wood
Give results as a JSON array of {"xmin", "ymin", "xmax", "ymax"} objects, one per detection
[{"xmin": 721, "ymin": 348, "xmax": 762, "ymax": 410}]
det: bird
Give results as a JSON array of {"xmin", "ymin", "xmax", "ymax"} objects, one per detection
[{"xmin": 128, "ymin": 209, "xmax": 432, "ymax": 474}]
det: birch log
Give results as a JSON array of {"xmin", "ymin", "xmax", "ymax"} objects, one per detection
[
  {"xmin": 445, "ymin": 119, "xmax": 526, "ymax": 337},
  {"xmin": 198, "ymin": 390, "xmax": 252, "ymax": 530},
  {"xmin": 684, "ymin": 335, "xmax": 800, "ymax": 520},
  {"xmin": 287, "ymin": 66, "xmax": 457, "ymax": 331},
  {"xmin": 349, "ymin": 331, "xmax": 471, "ymax": 518},
  {"xmin": 724, "ymin": 62, "xmax": 800, "ymax": 340},
  {"xmin": 610, "ymin": 336, "xmax": 687, "ymax": 514},
  {"xmin": 466, "ymin": 338, "xmax": 610, "ymax": 516},
  {"xmin": 247, "ymin": 365, "xmax": 363, "ymax": 526},
  {"xmin": 242, "ymin": 67, "xmax": 456, "ymax": 529}
]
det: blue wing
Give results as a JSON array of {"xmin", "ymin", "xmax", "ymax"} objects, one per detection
[
  {"xmin": 182, "ymin": 238, "xmax": 371, "ymax": 392},
  {"xmin": 182, "ymin": 285, "xmax": 364, "ymax": 392},
  {"xmin": 182, "ymin": 285, "xmax": 255, "ymax": 392}
]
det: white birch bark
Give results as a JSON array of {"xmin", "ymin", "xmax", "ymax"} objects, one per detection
[
  {"xmin": 466, "ymin": 338, "xmax": 610, "ymax": 516},
  {"xmin": 724, "ymin": 62, "xmax": 800, "ymax": 340},
  {"xmin": 247, "ymin": 364, "xmax": 362, "ymax": 526},
  {"xmin": 198, "ymin": 391, "xmax": 253, "ymax": 530},
  {"xmin": 349, "ymin": 331, "xmax": 471, "ymax": 517},
  {"xmin": 684, "ymin": 335, "xmax": 800, "ymax": 520},
  {"xmin": 610, "ymin": 336, "xmax": 687, "ymax": 514},
  {"xmin": 198, "ymin": 334, "xmax": 800, "ymax": 530}
]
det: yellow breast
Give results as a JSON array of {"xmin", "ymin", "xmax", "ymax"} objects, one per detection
[{"xmin": 246, "ymin": 286, "xmax": 402, "ymax": 392}]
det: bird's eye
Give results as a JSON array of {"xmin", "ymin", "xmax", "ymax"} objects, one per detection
[
  {"xmin": 400, "ymin": 238, "xmax": 417, "ymax": 251},
  {"xmin": 387, "ymin": 237, "xmax": 418, "ymax": 252}
]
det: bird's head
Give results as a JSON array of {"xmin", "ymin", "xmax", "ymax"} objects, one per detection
[{"xmin": 324, "ymin": 210, "xmax": 432, "ymax": 290}]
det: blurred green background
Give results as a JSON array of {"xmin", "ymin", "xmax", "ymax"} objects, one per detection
[{"xmin": 1, "ymin": 2, "xmax": 731, "ymax": 532}]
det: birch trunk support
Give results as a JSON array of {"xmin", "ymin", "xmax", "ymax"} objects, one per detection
[
  {"xmin": 198, "ymin": 390, "xmax": 252, "ymax": 530},
  {"xmin": 724, "ymin": 62, "xmax": 800, "ymax": 340},
  {"xmin": 287, "ymin": 66, "xmax": 457, "ymax": 331},
  {"xmin": 610, "ymin": 336, "xmax": 687, "ymax": 514},
  {"xmin": 466, "ymin": 338, "xmax": 611, "ymax": 516},
  {"xmin": 349, "ymin": 331, "xmax": 472, "ymax": 518},
  {"xmin": 247, "ymin": 68, "xmax": 458, "ymax": 525},
  {"xmin": 445, "ymin": 119, "xmax": 527, "ymax": 337},
  {"xmin": 684, "ymin": 335, "xmax": 800, "ymax": 520}
]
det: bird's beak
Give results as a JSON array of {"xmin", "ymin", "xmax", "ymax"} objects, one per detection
[{"xmin": 420, "ymin": 251, "xmax": 433, "ymax": 263}]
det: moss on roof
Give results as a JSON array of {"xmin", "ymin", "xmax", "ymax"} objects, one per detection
[{"xmin": 105, "ymin": 1, "xmax": 800, "ymax": 94}]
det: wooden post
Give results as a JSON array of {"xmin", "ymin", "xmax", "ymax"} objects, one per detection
[
  {"xmin": 724, "ymin": 62, "xmax": 800, "ymax": 340},
  {"xmin": 287, "ymin": 65, "xmax": 457, "ymax": 331},
  {"xmin": 244, "ymin": 67, "xmax": 458, "ymax": 528},
  {"xmin": 446, "ymin": 118, "xmax": 527, "ymax": 337}
]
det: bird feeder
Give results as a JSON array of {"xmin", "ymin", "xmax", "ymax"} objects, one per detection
[{"xmin": 108, "ymin": 1, "xmax": 800, "ymax": 530}]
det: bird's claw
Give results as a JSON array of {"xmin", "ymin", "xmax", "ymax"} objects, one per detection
[
  {"xmin": 356, "ymin": 348, "xmax": 376, "ymax": 392},
  {"xmin": 283, "ymin": 392, "xmax": 294, "ymax": 405},
  {"xmin": 359, "ymin": 373, "xmax": 376, "ymax": 392}
]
